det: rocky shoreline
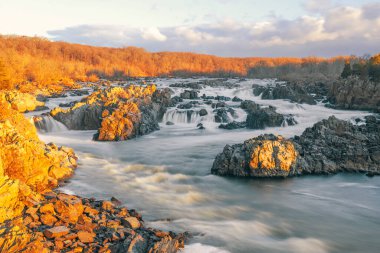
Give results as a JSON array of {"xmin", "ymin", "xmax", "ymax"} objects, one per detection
[
  {"xmin": 0, "ymin": 91, "xmax": 185, "ymax": 252},
  {"xmin": 212, "ymin": 115, "xmax": 380, "ymax": 177}
]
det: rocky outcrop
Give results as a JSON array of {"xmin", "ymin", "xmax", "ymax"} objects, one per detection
[
  {"xmin": 218, "ymin": 121, "xmax": 246, "ymax": 130},
  {"xmin": 0, "ymin": 101, "xmax": 77, "ymax": 192},
  {"xmin": 241, "ymin": 100, "xmax": 297, "ymax": 129},
  {"xmin": 0, "ymin": 100, "xmax": 77, "ymax": 252},
  {"xmin": 253, "ymin": 83, "xmax": 316, "ymax": 105},
  {"xmin": 1, "ymin": 192, "xmax": 185, "ymax": 253},
  {"xmin": 327, "ymin": 77, "xmax": 380, "ymax": 112},
  {"xmin": 180, "ymin": 90, "xmax": 198, "ymax": 99},
  {"xmin": 0, "ymin": 90, "xmax": 47, "ymax": 113},
  {"xmin": 211, "ymin": 135, "xmax": 298, "ymax": 177},
  {"xmin": 211, "ymin": 116, "xmax": 380, "ymax": 177},
  {"xmin": 50, "ymin": 85, "xmax": 172, "ymax": 141},
  {"xmin": 0, "ymin": 93, "xmax": 185, "ymax": 252}
]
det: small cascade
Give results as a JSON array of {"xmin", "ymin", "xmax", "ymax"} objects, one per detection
[
  {"xmin": 281, "ymin": 115, "xmax": 297, "ymax": 127},
  {"xmin": 33, "ymin": 115, "xmax": 68, "ymax": 133},
  {"xmin": 163, "ymin": 108, "xmax": 215, "ymax": 124}
]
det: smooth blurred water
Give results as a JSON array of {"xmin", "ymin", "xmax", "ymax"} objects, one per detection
[{"xmin": 37, "ymin": 78, "xmax": 380, "ymax": 253}]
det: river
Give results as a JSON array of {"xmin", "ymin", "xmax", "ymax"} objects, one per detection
[{"xmin": 31, "ymin": 78, "xmax": 380, "ymax": 253}]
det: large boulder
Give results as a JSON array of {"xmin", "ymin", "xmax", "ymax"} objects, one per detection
[
  {"xmin": 327, "ymin": 76, "xmax": 380, "ymax": 112},
  {"xmin": 241, "ymin": 100, "xmax": 297, "ymax": 129},
  {"xmin": 211, "ymin": 134, "xmax": 298, "ymax": 177},
  {"xmin": 212, "ymin": 116, "xmax": 380, "ymax": 177}
]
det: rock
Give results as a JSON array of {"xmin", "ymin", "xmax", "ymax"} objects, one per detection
[
  {"xmin": 44, "ymin": 226, "xmax": 70, "ymax": 238},
  {"xmin": 77, "ymin": 231, "xmax": 96, "ymax": 243},
  {"xmin": 166, "ymin": 121, "xmax": 175, "ymax": 125},
  {"xmin": 0, "ymin": 93, "xmax": 185, "ymax": 253},
  {"xmin": 241, "ymin": 100, "xmax": 296, "ymax": 129},
  {"xmin": 121, "ymin": 217, "xmax": 141, "ymax": 229},
  {"xmin": 327, "ymin": 76, "xmax": 380, "ymax": 112},
  {"xmin": 39, "ymin": 203, "xmax": 55, "ymax": 214},
  {"xmin": 169, "ymin": 96, "xmax": 183, "ymax": 107},
  {"xmin": 180, "ymin": 90, "xmax": 198, "ymax": 99},
  {"xmin": 0, "ymin": 90, "xmax": 47, "ymax": 113},
  {"xmin": 219, "ymin": 121, "xmax": 246, "ymax": 130},
  {"xmin": 102, "ymin": 201, "xmax": 114, "ymax": 211},
  {"xmin": 40, "ymin": 214, "xmax": 58, "ymax": 226},
  {"xmin": 212, "ymin": 116, "xmax": 380, "ymax": 177},
  {"xmin": 232, "ymin": 96, "xmax": 243, "ymax": 102},
  {"xmin": 197, "ymin": 123, "xmax": 205, "ymax": 130},
  {"xmin": 213, "ymin": 108, "xmax": 230, "ymax": 123},
  {"xmin": 177, "ymin": 102, "xmax": 193, "ymax": 109},
  {"xmin": 169, "ymin": 82, "xmax": 203, "ymax": 89},
  {"xmin": 252, "ymin": 83, "xmax": 317, "ymax": 105},
  {"xmin": 199, "ymin": 109, "xmax": 208, "ymax": 116},
  {"xmin": 214, "ymin": 102, "xmax": 226, "ymax": 108},
  {"xmin": 215, "ymin": 95, "xmax": 231, "ymax": 101},
  {"xmin": 50, "ymin": 85, "xmax": 172, "ymax": 141}
]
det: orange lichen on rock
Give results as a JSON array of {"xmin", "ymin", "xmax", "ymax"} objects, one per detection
[
  {"xmin": 0, "ymin": 101, "xmax": 77, "ymax": 192},
  {"xmin": 0, "ymin": 90, "xmax": 45, "ymax": 113},
  {"xmin": 97, "ymin": 102, "xmax": 141, "ymax": 141},
  {"xmin": 0, "ymin": 99, "xmax": 77, "ymax": 252},
  {"xmin": 249, "ymin": 136, "xmax": 298, "ymax": 172}
]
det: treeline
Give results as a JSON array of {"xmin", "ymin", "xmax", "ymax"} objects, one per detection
[
  {"xmin": 0, "ymin": 35, "xmax": 350, "ymax": 92},
  {"xmin": 247, "ymin": 57, "xmax": 348, "ymax": 81},
  {"xmin": 341, "ymin": 54, "xmax": 380, "ymax": 81}
]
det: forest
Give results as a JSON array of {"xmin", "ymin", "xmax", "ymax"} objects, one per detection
[{"xmin": 0, "ymin": 35, "xmax": 377, "ymax": 92}]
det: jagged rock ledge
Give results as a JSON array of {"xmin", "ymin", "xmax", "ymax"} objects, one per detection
[
  {"xmin": 212, "ymin": 115, "xmax": 380, "ymax": 177},
  {"xmin": 49, "ymin": 84, "xmax": 172, "ymax": 141},
  {"xmin": 252, "ymin": 83, "xmax": 317, "ymax": 105}
]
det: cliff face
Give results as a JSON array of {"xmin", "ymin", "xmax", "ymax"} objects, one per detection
[
  {"xmin": 328, "ymin": 77, "xmax": 380, "ymax": 112},
  {"xmin": 50, "ymin": 85, "xmax": 172, "ymax": 141},
  {"xmin": 212, "ymin": 116, "xmax": 380, "ymax": 177}
]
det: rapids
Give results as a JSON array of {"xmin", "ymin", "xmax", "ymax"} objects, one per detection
[{"xmin": 35, "ymin": 78, "xmax": 380, "ymax": 253}]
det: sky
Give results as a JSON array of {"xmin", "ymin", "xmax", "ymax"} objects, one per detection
[{"xmin": 0, "ymin": 0, "xmax": 379, "ymax": 57}]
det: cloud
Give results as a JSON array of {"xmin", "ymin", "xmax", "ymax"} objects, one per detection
[
  {"xmin": 47, "ymin": 2, "xmax": 380, "ymax": 57},
  {"xmin": 141, "ymin": 27, "xmax": 167, "ymax": 42}
]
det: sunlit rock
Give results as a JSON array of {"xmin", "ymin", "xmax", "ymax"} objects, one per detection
[
  {"xmin": 0, "ymin": 90, "xmax": 47, "ymax": 113},
  {"xmin": 212, "ymin": 116, "xmax": 380, "ymax": 177}
]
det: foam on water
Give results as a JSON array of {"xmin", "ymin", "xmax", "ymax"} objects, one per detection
[{"xmin": 35, "ymin": 78, "xmax": 380, "ymax": 253}]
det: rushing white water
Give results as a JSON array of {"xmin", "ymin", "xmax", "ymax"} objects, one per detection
[
  {"xmin": 36, "ymin": 78, "xmax": 380, "ymax": 253},
  {"xmin": 33, "ymin": 115, "xmax": 68, "ymax": 133}
]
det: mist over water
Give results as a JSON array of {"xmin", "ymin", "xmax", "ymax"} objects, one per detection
[{"xmin": 37, "ymin": 78, "xmax": 380, "ymax": 253}]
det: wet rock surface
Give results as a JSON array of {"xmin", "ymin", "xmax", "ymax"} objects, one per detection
[
  {"xmin": 218, "ymin": 121, "xmax": 246, "ymax": 130},
  {"xmin": 212, "ymin": 116, "xmax": 380, "ymax": 177}
]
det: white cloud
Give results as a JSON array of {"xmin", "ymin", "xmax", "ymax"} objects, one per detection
[
  {"xmin": 47, "ymin": 2, "xmax": 380, "ymax": 57},
  {"xmin": 141, "ymin": 27, "xmax": 167, "ymax": 42}
]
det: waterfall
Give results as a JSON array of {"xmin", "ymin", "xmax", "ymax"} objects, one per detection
[
  {"xmin": 163, "ymin": 108, "xmax": 215, "ymax": 124},
  {"xmin": 33, "ymin": 115, "xmax": 68, "ymax": 133}
]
